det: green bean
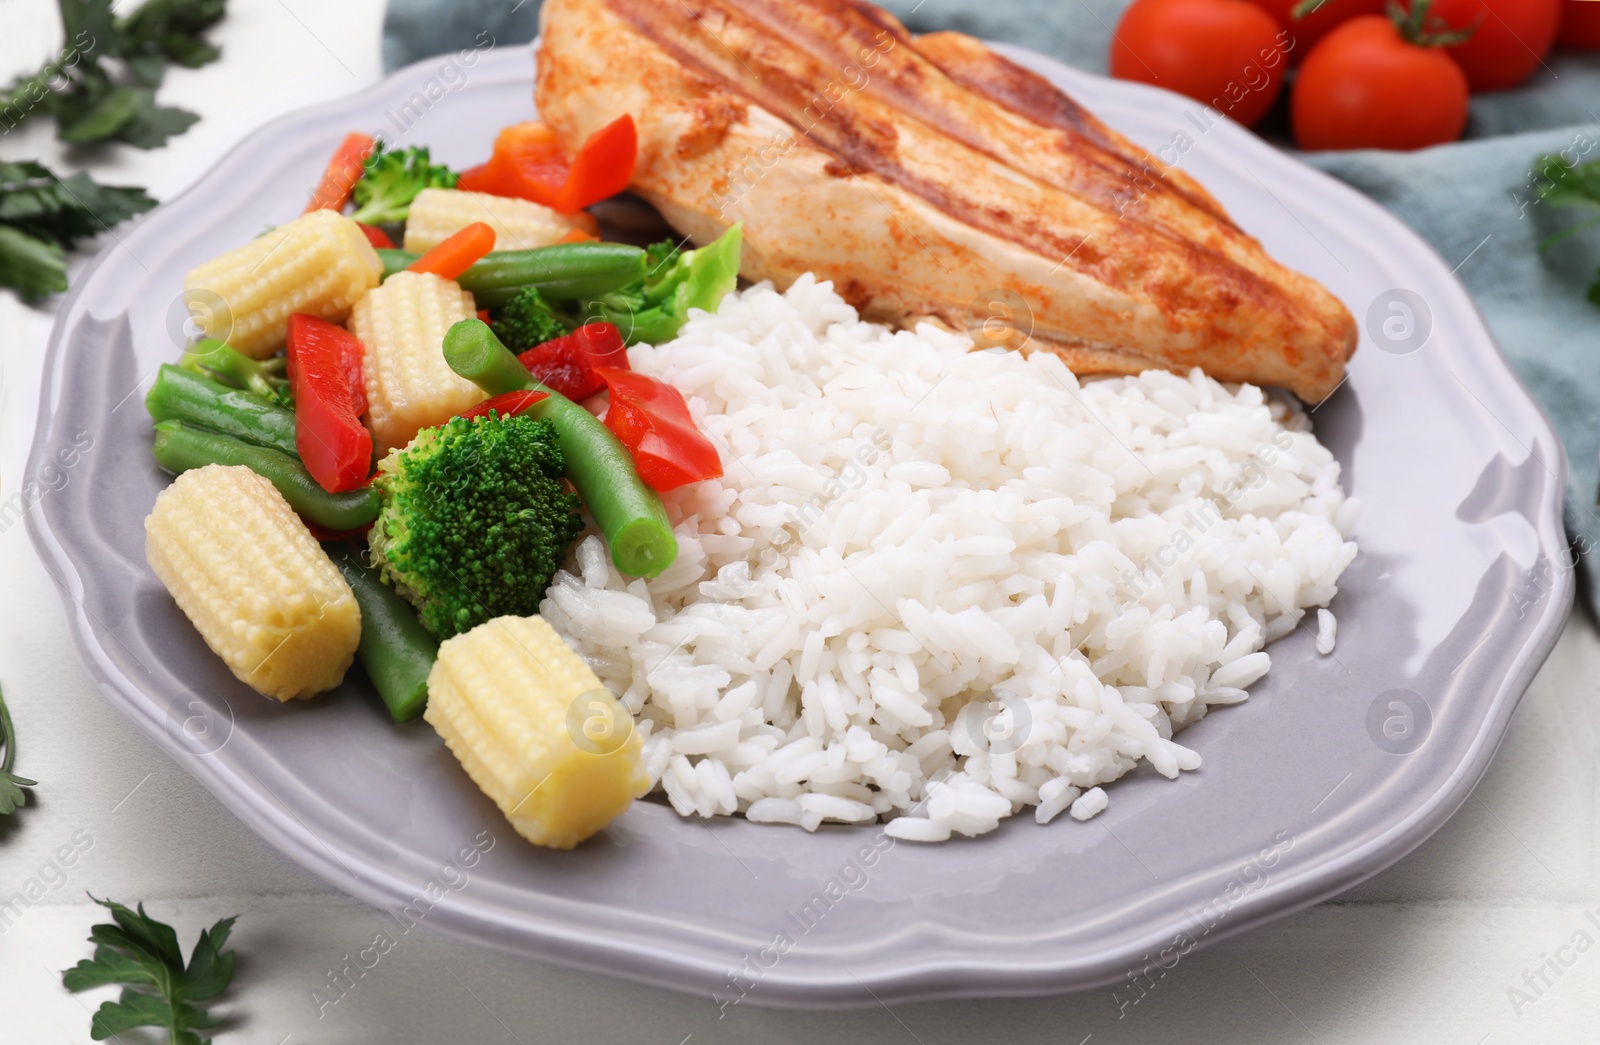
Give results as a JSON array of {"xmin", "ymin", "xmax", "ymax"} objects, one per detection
[
  {"xmin": 441, "ymin": 319, "xmax": 677, "ymax": 578},
  {"xmin": 180, "ymin": 338, "xmax": 291, "ymax": 405},
  {"xmin": 145, "ymin": 364, "xmax": 299, "ymax": 457},
  {"xmin": 151, "ymin": 421, "xmax": 380, "ymax": 532},
  {"xmin": 377, "ymin": 243, "xmax": 647, "ymax": 306},
  {"xmin": 329, "ymin": 541, "xmax": 437, "ymax": 723},
  {"xmin": 378, "ymin": 248, "xmax": 409, "ymax": 280}
]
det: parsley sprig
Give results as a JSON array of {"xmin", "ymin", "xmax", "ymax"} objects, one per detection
[
  {"xmin": 63, "ymin": 896, "xmax": 238, "ymax": 1044},
  {"xmin": 0, "ymin": 0, "xmax": 223, "ymax": 301},
  {"xmin": 0, "ymin": 160, "xmax": 157, "ymax": 299},
  {"xmin": 1, "ymin": 0, "xmax": 228, "ymax": 150},
  {"xmin": 1534, "ymin": 153, "xmax": 1600, "ymax": 306},
  {"xmin": 0, "ymin": 684, "xmax": 35, "ymax": 816}
]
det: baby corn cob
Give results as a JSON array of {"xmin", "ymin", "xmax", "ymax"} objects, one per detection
[
  {"xmin": 402, "ymin": 188, "xmax": 592, "ymax": 253},
  {"xmin": 145, "ymin": 464, "xmax": 362, "ymax": 701},
  {"xmin": 425, "ymin": 615, "xmax": 649, "ymax": 849},
  {"xmin": 182, "ymin": 210, "xmax": 382, "ymax": 359},
  {"xmin": 349, "ymin": 270, "xmax": 486, "ymax": 453}
]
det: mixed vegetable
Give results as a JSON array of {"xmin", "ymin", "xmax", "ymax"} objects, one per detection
[{"xmin": 144, "ymin": 117, "xmax": 738, "ymax": 849}]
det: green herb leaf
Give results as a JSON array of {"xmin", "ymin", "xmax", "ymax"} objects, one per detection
[
  {"xmin": 64, "ymin": 897, "xmax": 238, "ymax": 1045},
  {"xmin": 1535, "ymin": 153, "xmax": 1600, "ymax": 250},
  {"xmin": 1, "ymin": 0, "xmax": 224, "ymax": 148},
  {"xmin": 89, "ymin": 988, "xmax": 224, "ymax": 1043},
  {"xmin": 121, "ymin": 0, "xmax": 228, "ymax": 68},
  {"xmin": 0, "ymin": 683, "xmax": 33, "ymax": 813},
  {"xmin": 0, "ymin": 225, "xmax": 69, "ymax": 300},
  {"xmin": 181, "ymin": 917, "xmax": 238, "ymax": 1000},
  {"xmin": 0, "ymin": 769, "xmax": 37, "ymax": 815},
  {"xmin": 54, "ymin": 171, "xmax": 161, "ymax": 233},
  {"xmin": 0, "ymin": 160, "xmax": 157, "ymax": 249},
  {"xmin": 0, "ymin": 160, "xmax": 155, "ymax": 298},
  {"xmin": 61, "ymin": 946, "xmax": 162, "ymax": 991},
  {"xmin": 60, "ymin": 0, "xmax": 123, "ymax": 60},
  {"xmin": 126, "ymin": 53, "xmax": 168, "ymax": 87},
  {"xmin": 0, "ymin": 0, "xmax": 221, "ymax": 299},
  {"xmin": 57, "ymin": 83, "xmax": 143, "ymax": 142},
  {"xmin": 1587, "ymin": 270, "xmax": 1600, "ymax": 310},
  {"xmin": 0, "ymin": 67, "xmax": 66, "ymax": 134},
  {"xmin": 1536, "ymin": 154, "xmax": 1600, "ymax": 210},
  {"xmin": 112, "ymin": 92, "xmax": 200, "ymax": 149},
  {"xmin": 158, "ymin": 32, "xmax": 222, "ymax": 69}
]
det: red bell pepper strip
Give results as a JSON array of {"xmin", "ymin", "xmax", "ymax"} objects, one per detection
[
  {"xmin": 457, "ymin": 117, "xmax": 636, "ymax": 213},
  {"xmin": 517, "ymin": 323, "xmax": 627, "ymax": 401},
  {"xmin": 455, "ymin": 162, "xmax": 495, "ymax": 193},
  {"xmin": 407, "ymin": 222, "xmax": 496, "ymax": 280},
  {"xmin": 358, "ymin": 222, "xmax": 395, "ymax": 249},
  {"xmin": 304, "ymin": 132, "xmax": 376, "ymax": 214},
  {"xmin": 573, "ymin": 321, "xmax": 629, "ymax": 370},
  {"xmin": 286, "ymin": 314, "xmax": 373, "ymax": 493},
  {"xmin": 285, "ymin": 314, "xmax": 366, "ymax": 414},
  {"xmin": 557, "ymin": 116, "xmax": 636, "ymax": 211},
  {"xmin": 457, "ymin": 122, "xmax": 560, "ymax": 199},
  {"xmin": 458, "ymin": 389, "xmax": 551, "ymax": 421},
  {"xmin": 596, "ymin": 367, "xmax": 722, "ymax": 491}
]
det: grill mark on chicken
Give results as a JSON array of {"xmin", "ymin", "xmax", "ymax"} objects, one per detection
[
  {"xmin": 910, "ymin": 31, "xmax": 1235, "ymax": 226},
  {"xmin": 736, "ymin": 0, "xmax": 1234, "ymax": 235},
  {"xmin": 605, "ymin": 0, "xmax": 1278, "ymax": 315}
]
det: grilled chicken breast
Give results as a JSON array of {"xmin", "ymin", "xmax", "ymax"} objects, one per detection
[{"xmin": 535, "ymin": 0, "xmax": 1357, "ymax": 401}]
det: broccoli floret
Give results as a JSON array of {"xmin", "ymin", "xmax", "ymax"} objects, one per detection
[
  {"xmin": 576, "ymin": 224, "xmax": 742, "ymax": 346},
  {"xmin": 489, "ymin": 286, "xmax": 567, "ymax": 351},
  {"xmin": 350, "ymin": 142, "xmax": 457, "ymax": 225},
  {"xmin": 367, "ymin": 413, "xmax": 584, "ymax": 639},
  {"xmin": 644, "ymin": 238, "xmax": 682, "ymax": 275}
]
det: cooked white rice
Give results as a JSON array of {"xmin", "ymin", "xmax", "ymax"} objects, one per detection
[
  {"xmin": 542, "ymin": 275, "xmax": 1359, "ymax": 839},
  {"xmin": 1316, "ymin": 607, "xmax": 1338, "ymax": 655}
]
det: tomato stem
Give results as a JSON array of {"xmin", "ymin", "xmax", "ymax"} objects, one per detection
[
  {"xmin": 1289, "ymin": 0, "xmax": 1330, "ymax": 22},
  {"xmin": 1386, "ymin": 0, "xmax": 1478, "ymax": 48}
]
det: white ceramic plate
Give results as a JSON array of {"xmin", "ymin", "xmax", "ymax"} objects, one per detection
[{"xmin": 26, "ymin": 44, "xmax": 1572, "ymax": 1006}]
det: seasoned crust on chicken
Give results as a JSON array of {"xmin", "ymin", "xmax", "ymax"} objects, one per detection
[{"xmin": 535, "ymin": 0, "xmax": 1357, "ymax": 401}]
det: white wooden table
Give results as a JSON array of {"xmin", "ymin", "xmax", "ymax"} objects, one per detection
[{"xmin": 3, "ymin": 2, "xmax": 1597, "ymax": 1040}]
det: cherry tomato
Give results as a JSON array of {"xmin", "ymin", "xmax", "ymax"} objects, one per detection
[
  {"xmin": 1248, "ymin": 0, "xmax": 1386, "ymax": 57},
  {"xmin": 1292, "ymin": 15, "xmax": 1469, "ymax": 151},
  {"xmin": 1558, "ymin": 0, "xmax": 1600, "ymax": 50},
  {"xmin": 1429, "ymin": 0, "xmax": 1561, "ymax": 91},
  {"xmin": 1110, "ymin": 0, "xmax": 1291, "ymax": 128}
]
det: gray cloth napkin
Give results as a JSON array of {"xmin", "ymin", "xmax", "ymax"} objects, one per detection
[{"xmin": 383, "ymin": 0, "xmax": 1600, "ymax": 614}]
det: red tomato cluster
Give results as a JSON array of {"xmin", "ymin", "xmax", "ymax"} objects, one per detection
[{"xmin": 1110, "ymin": 0, "xmax": 1597, "ymax": 152}]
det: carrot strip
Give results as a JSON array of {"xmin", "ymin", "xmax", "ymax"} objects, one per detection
[
  {"xmin": 304, "ymin": 132, "xmax": 376, "ymax": 214},
  {"xmin": 406, "ymin": 222, "xmax": 497, "ymax": 280}
]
